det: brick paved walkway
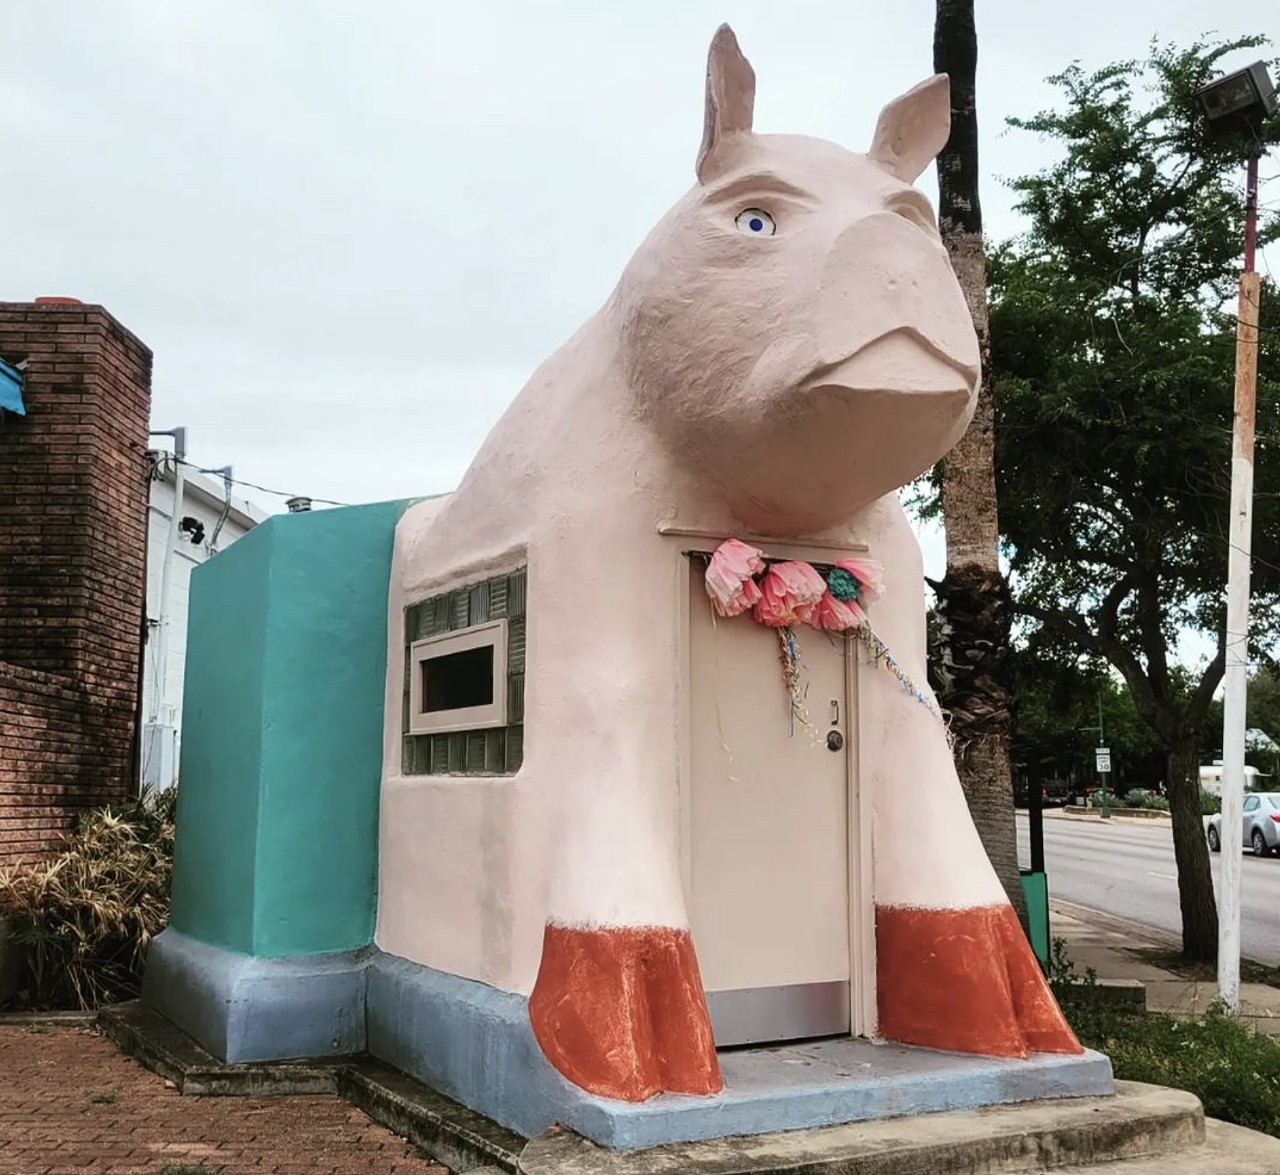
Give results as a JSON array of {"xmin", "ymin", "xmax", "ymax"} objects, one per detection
[{"xmin": 0, "ymin": 1025, "xmax": 448, "ymax": 1175}]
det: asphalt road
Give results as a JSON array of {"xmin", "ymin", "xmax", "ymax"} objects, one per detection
[{"xmin": 1016, "ymin": 812, "xmax": 1280, "ymax": 964}]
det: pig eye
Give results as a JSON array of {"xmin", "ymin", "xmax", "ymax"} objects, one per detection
[
  {"xmin": 734, "ymin": 208, "xmax": 776, "ymax": 236},
  {"xmin": 887, "ymin": 195, "xmax": 936, "ymax": 233}
]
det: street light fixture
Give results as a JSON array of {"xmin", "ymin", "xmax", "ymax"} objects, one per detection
[
  {"xmin": 1195, "ymin": 63, "xmax": 1278, "ymax": 131},
  {"xmin": 1196, "ymin": 60, "xmax": 1274, "ymax": 1014}
]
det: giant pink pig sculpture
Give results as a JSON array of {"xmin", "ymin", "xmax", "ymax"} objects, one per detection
[{"xmin": 378, "ymin": 25, "xmax": 1079, "ymax": 1104}]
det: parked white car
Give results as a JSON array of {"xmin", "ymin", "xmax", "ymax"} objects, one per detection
[{"xmin": 1207, "ymin": 792, "xmax": 1280, "ymax": 856}]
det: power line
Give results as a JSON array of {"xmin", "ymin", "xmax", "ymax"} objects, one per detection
[{"xmin": 173, "ymin": 456, "xmax": 348, "ymax": 508}]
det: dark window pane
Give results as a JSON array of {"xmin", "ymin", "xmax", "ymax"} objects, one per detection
[{"xmin": 423, "ymin": 645, "xmax": 494, "ymax": 712}]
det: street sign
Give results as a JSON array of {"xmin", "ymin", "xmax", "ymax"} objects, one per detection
[{"xmin": 1096, "ymin": 748, "xmax": 1112, "ymax": 773}]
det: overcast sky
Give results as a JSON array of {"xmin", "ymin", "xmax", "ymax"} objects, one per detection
[{"xmin": 5, "ymin": 1, "xmax": 1276, "ymax": 579}]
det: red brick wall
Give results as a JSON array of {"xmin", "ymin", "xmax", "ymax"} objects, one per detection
[{"xmin": 0, "ymin": 302, "xmax": 152, "ymax": 864}]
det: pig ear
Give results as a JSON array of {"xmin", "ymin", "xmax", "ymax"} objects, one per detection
[
  {"xmin": 696, "ymin": 24, "xmax": 755, "ymax": 183},
  {"xmin": 868, "ymin": 74, "xmax": 951, "ymax": 183}
]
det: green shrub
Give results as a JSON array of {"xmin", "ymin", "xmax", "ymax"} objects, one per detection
[
  {"xmin": 1049, "ymin": 937, "xmax": 1280, "ymax": 1138},
  {"xmin": 1074, "ymin": 1003, "xmax": 1280, "ymax": 1137},
  {"xmin": 0, "ymin": 787, "xmax": 177, "ymax": 1010},
  {"xmin": 1122, "ymin": 789, "xmax": 1170, "ymax": 811},
  {"xmin": 1047, "ymin": 935, "xmax": 1098, "ymax": 990},
  {"xmin": 1200, "ymin": 788, "xmax": 1222, "ymax": 815}
]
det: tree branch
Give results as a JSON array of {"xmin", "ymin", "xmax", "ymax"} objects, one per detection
[
  {"xmin": 1096, "ymin": 571, "xmax": 1138, "ymax": 645},
  {"xmin": 1015, "ymin": 600, "xmax": 1099, "ymax": 653},
  {"xmin": 1017, "ymin": 573, "xmax": 1179, "ymax": 742},
  {"xmin": 1136, "ymin": 571, "xmax": 1170, "ymax": 696},
  {"xmin": 1187, "ymin": 626, "xmax": 1228, "ymax": 729}
]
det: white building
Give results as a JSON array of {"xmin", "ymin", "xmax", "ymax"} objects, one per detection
[{"xmin": 141, "ymin": 455, "xmax": 268, "ymax": 789}]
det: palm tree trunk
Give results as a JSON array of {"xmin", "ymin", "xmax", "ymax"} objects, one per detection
[{"xmin": 933, "ymin": 0, "xmax": 1025, "ymax": 924}]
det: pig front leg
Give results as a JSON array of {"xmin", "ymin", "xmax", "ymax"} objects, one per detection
[
  {"xmin": 864, "ymin": 502, "xmax": 1080, "ymax": 1058},
  {"xmin": 530, "ymin": 923, "xmax": 722, "ymax": 1101},
  {"xmin": 522, "ymin": 576, "xmax": 722, "ymax": 1102}
]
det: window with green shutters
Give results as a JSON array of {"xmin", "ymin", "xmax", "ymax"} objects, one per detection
[{"xmin": 401, "ymin": 568, "xmax": 526, "ymax": 775}]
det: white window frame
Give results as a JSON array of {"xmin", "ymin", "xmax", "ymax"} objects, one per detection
[{"xmin": 408, "ymin": 619, "xmax": 508, "ymax": 736}]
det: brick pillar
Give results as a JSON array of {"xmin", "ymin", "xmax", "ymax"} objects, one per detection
[{"xmin": 0, "ymin": 301, "xmax": 153, "ymax": 862}]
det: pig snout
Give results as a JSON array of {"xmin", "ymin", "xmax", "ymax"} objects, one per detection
[{"xmin": 810, "ymin": 215, "xmax": 980, "ymax": 393}]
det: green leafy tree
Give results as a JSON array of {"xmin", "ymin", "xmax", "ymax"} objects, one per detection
[
  {"xmin": 1247, "ymin": 666, "xmax": 1280, "ymax": 744},
  {"xmin": 990, "ymin": 36, "xmax": 1280, "ymax": 961},
  {"xmin": 1197, "ymin": 667, "xmax": 1280, "ymax": 778},
  {"xmin": 1009, "ymin": 648, "xmax": 1165, "ymax": 791}
]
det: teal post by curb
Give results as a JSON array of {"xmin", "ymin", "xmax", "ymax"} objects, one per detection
[
  {"xmin": 168, "ymin": 499, "xmax": 416, "ymax": 958},
  {"xmin": 1020, "ymin": 870, "xmax": 1051, "ymax": 968}
]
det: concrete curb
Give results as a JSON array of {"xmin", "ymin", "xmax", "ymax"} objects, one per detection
[
  {"xmin": 517, "ymin": 1082, "xmax": 1202, "ymax": 1174},
  {"xmin": 1059, "ymin": 1119, "xmax": 1280, "ymax": 1173},
  {"xmin": 1091, "ymin": 979, "xmax": 1148, "ymax": 1012},
  {"xmin": 0, "ymin": 1010, "xmax": 97, "ymax": 1027},
  {"xmin": 99, "ymin": 1002, "xmax": 341, "ymax": 1096},
  {"xmin": 338, "ymin": 1058, "xmax": 524, "ymax": 1174},
  {"xmin": 1056, "ymin": 807, "xmax": 1171, "ymax": 821}
]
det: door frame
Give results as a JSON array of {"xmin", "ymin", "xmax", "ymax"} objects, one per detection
[{"xmin": 668, "ymin": 529, "xmax": 878, "ymax": 1039}]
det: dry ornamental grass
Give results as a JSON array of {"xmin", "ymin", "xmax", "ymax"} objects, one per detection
[{"xmin": 0, "ymin": 788, "xmax": 176, "ymax": 1009}]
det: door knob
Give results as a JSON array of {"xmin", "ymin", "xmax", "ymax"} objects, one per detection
[{"xmin": 826, "ymin": 730, "xmax": 844, "ymax": 752}]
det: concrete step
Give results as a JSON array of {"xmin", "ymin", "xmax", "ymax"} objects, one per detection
[
  {"xmin": 98, "ymin": 1001, "xmax": 341, "ymax": 1096},
  {"xmin": 99, "ymin": 1004, "xmax": 1280, "ymax": 1174},
  {"xmin": 338, "ymin": 1057, "xmax": 524, "ymax": 1174},
  {"xmin": 518, "ymin": 1081, "xmax": 1209, "ymax": 1173},
  {"xmin": 1065, "ymin": 1118, "xmax": 1280, "ymax": 1173}
]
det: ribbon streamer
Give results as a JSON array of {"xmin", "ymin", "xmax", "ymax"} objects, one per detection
[
  {"xmin": 857, "ymin": 623, "xmax": 946, "ymax": 724},
  {"xmin": 701, "ymin": 541, "xmax": 946, "ymax": 738}
]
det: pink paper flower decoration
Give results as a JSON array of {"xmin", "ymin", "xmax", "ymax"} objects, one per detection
[
  {"xmin": 834, "ymin": 557, "xmax": 884, "ymax": 606},
  {"xmin": 811, "ymin": 592, "xmax": 866, "ymax": 632},
  {"xmin": 752, "ymin": 561, "xmax": 827, "ymax": 628},
  {"xmin": 705, "ymin": 539, "xmax": 766, "ymax": 617}
]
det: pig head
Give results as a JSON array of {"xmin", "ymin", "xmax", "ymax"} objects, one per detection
[{"xmin": 614, "ymin": 25, "xmax": 980, "ymax": 534}]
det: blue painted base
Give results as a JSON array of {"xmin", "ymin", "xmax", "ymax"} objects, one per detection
[
  {"xmin": 366, "ymin": 951, "xmax": 1113, "ymax": 1148},
  {"xmin": 142, "ymin": 928, "xmax": 367, "ymax": 1063},
  {"xmin": 365, "ymin": 951, "xmax": 579, "ymax": 1138},
  {"xmin": 144, "ymin": 936, "xmax": 1115, "ymax": 1150}
]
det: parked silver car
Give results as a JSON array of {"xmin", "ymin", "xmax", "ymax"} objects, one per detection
[{"xmin": 1207, "ymin": 792, "xmax": 1280, "ymax": 856}]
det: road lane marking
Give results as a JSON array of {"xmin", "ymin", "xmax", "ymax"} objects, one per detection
[{"xmin": 1146, "ymin": 871, "xmax": 1177, "ymax": 880}]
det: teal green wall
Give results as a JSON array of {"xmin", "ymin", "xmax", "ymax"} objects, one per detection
[
  {"xmin": 252, "ymin": 500, "xmax": 412, "ymax": 955},
  {"xmin": 169, "ymin": 498, "xmax": 417, "ymax": 958},
  {"xmin": 169, "ymin": 526, "xmax": 270, "ymax": 953}
]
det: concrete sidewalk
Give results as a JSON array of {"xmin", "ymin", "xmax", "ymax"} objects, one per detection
[{"xmin": 1051, "ymin": 899, "xmax": 1280, "ymax": 1035}]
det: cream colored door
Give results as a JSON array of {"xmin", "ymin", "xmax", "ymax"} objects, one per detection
[{"xmin": 687, "ymin": 569, "xmax": 855, "ymax": 1046}]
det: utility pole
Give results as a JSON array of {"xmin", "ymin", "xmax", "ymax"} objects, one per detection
[
  {"xmin": 1218, "ymin": 151, "xmax": 1261, "ymax": 1012},
  {"xmin": 149, "ymin": 427, "xmax": 187, "ymax": 729},
  {"xmin": 1195, "ymin": 61, "xmax": 1275, "ymax": 1012}
]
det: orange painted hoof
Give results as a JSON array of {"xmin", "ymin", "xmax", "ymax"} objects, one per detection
[
  {"xmin": 529, "ymin": 923, "xmax": 723, "ymax": 1101},
  {"xmin": 876, "ymin": 904, "xmax": 1082, "ymax": 1059}
]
